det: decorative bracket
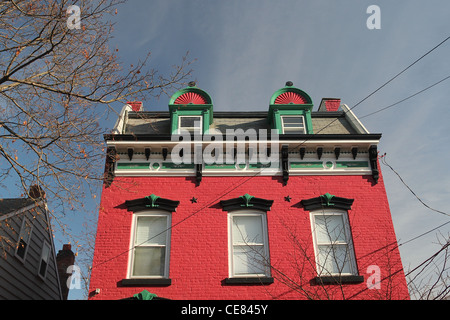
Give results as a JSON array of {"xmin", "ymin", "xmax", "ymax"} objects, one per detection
[
  {"xmin": 369, "ymin": 145, "xmax": 379, "ymax": 184},
  {"xmin": 240, "ymin": 194, "xmax": 254, "ymax": 207},
  {"xmin": 220, "ymin": 194, "xmax": 274, "ymax": 212},
  {"xmin": 301, "ymin": 193, "xmax": 354, "ymax": 211},
  {"xmin": 103, "ymin": 147, "xmax": 116, "ymax": 187},
  {"xmin": 145, "ymin": 194, "xmax": 160, "ymax": 208},
  {"xmin": 125, "ymin": 194, "xmax": 180, "ymax": 212},
  {"xmin": 281, "ymin": 145, "xmax": 289, "ymax": 185},
  {"xmin": 196, "ymin": 163, "xmax": 202, "ymax": 186}
]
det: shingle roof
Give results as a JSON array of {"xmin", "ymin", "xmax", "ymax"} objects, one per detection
[
  {"xmin": 0, "ymin": 198, "xmax": 36, "ymax": 216},
  {"xmin": 123, "ymin": 111, "xmax": 359, "ymax": 135}
]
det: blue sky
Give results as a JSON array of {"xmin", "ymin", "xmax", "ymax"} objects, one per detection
[{"xmin": 66, "ymin": 0, "xmax": 450, "ymax": 298}]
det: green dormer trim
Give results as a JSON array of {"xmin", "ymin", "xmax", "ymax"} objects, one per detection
[
  {"xmin": 268, "ymin": 83, "xmax": 314, "ymax": 134},
  {"xmin": 168, "ymin": 84, "xmax": 213, "ymax": 134}
]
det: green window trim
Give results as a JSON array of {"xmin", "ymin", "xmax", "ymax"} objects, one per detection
[
  {"xmin": 268, "ymin": 85, "xmax": 314, "ymax": 134},
  {"xmin": 169, "ymin": 86, "xmax": 214, "ymax": 135}
]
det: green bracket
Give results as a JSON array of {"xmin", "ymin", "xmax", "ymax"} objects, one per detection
[
  {"xmin": 145, "ymin": 194, "xmax": 160, "ymax": 208},
  {"xmin": 240, "ymin": 193, "xmax": 255, "ymax": 207},
  {"xmin": 320, "ymin": 193, "xmax": 335, "ymax": 206}
]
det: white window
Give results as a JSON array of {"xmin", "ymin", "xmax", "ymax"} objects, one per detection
[
  {"xmin": 178, "ymin": 116, "xmax": 202, "ymax": 133},
  {"xmin": 228, "ymin": 211, "xmax": 270, "ymax": 278},
  {"xmin": 15, "ymin": 217, "xmax": 33, "ymax": 262},
  {"xmin": 38, "ymin": 241, "xmax": 52, "ymax": 279},
  {"xmin": 311, "ymin": 209, "xmax": 358, "ymax": 276},
  {"xmin": 281, "ymin": 115, "xmax": 306, "ymax": 134},
  {"xmin": 128, "ymin": 212, "xmax": 171, "ymax": 278}
]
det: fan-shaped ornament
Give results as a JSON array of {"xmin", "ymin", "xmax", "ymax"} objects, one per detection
[
  {"xmin": 174, "ymin": 92, "xmax": 207, "ymax": 105},
  {"xmin": 274, "ymin": 91, "xmax": 308, "ymax": 104}
]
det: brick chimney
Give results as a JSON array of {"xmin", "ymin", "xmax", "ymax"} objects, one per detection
[
  {"xmin": 318, "ymin": 98, "xmax": 341, "ymax": 112},
  {"xmin": 127, "ymin": 101, "xmax": 143, "ymax": 112},
  {"xmin": 56, "ymin": 244, "xmax": 75, "ymax": 300}
]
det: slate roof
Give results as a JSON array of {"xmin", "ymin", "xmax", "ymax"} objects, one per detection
[
  {"xmin": 123, "ymin": 111, "xmax": 359, "ymax": 135},
  {"xmin": 0, "ymin": 198, "xmax": 37, "ymax": 216}
]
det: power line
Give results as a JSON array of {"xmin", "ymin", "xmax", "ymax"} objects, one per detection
[
  {"xmin": 381, "ymin": 154, "xmax": 450, "ymax": 218},
  {"xmin": 307, "ymin": 34, "xmax": 450, "ymax": 138},
  {"xmin": 90, "ymin": 36, "xmax": 450, "ymax": 271},
  {"xmin": 360, "ymin": 74, "xmax": 450, "ymax": 119},
  {"xmin": 351, "ymin": 35, "xmax": 450, "ymax": 111}
]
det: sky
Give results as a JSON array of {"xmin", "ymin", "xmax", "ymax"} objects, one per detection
[{"xmin": 64, "ymin": 0, "xmax": 450, "ymax": 299}]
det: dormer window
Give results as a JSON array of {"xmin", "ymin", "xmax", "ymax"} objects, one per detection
[
  {"xmin": 268, "ymin": 82, "xmax": 314, "ymax": 134},
  {"xmin": 281, "ymin": 115, "xmax": 306, "ymax": 134},
  {"xmin": 168, "ymin": 83, "xmax": 213, "ymax": 135}
]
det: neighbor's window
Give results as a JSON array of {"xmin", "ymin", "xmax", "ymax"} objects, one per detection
[
  {"xmin": 281, "ymin": 115, "xmax": 305, "ymax": 134},
  {"xmin": 38, "ymin": 241, "xmax": 52, "ymax": 279},
  {"xmin": 15, "ymin": 217, "xmax": 33, "ymax": 261},
  {"xmin": 129, "ymin": 212, "xmax": 171, "ymax": 278},
  {"xmin": 178, "ymin": 116, "xmax": 202, "ymax": 133},
  {"xmin": 228, "ymin": 211, "xmax": 270, "ymax": 278},
  {"xmin": 311, "ymin": 209, "xmax": 358, "ymax": 276}
]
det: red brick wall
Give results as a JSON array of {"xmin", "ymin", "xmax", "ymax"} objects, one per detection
[{"xmin": 88, "ymin": 172, "xmax": 410, "ymax": 300}]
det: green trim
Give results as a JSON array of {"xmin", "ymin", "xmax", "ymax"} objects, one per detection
[
  {"xmin": 168, "ymin": 86, "xmax": 214, "ymax": 134},
  {"xmin": 169, "ymin": 86, "xmax": 213, "ymax": 105},
  {"xmin": 161, "ymin": 162, "xmax": 195, "ymax": 170},
  {"xmin": 204, "ymin": 164, "xmax": 236, "ymax": 170},
  {"xmin": 268, "ymin": 85, "xmax": 314, "ymax": 134},
  {"xmin": 335, "ymin": 161, "xmax": 369, "ymax": 168},
  {"xmin": 320, "ymin": 193, "xmax": 335, "ymax": 206},
  {"xmin": 240, "ymin": 194, "xmax": 255, "ymax": 207},
  {"xmin": 145, "ymin": 194, "xmax": 160, "ymax": 208},
  {"xmin": 133, "ymin": 290, "xmax": 158, "ymax": 300},
  {"xmin": 269, "ymin": 86, "xmax": 313, "ymax": 105},
  {"xmin": 248, "ymin": 162, "xmax": 277, "ymax": 169},
  {"xmin": 290, "ymin": 161, "xmax": 323, "ymax": 168},
  {"xmin": 116, "ymin": 163, "xmax": 149, "ymax": 169}
]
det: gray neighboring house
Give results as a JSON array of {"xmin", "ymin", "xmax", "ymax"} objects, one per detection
[{"xmin": 0, "ymin": 186, "xmax": 73, "ymax": 300}]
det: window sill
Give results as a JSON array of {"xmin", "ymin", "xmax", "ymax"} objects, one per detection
[
  {"xmin": 224, "ymin": 277, "xmax": 274, "ymax": 285},
  {"xmin": 312, "ymin": 275, "xmax": 364, "ymax": 285},
  {"xmin": 121, "ymin": 278, "xmax": 171, "ymax": 287}
]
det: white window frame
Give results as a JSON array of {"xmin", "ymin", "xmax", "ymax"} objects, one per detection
[
  {"xmin": 15, "ymin": 217, "xmax": 33, "ymax": 262},
  {"xmin": 38, "ymin": 240, "xmax": 52, "ymax": 280},
  {"xmin": 310, "ymin": 209, "xmax": 358, "ymax": 277},
  {"xmin": 127, "ymin": 211, "xmax": 171, "ymax": 279},
  {"xmin": 281, "ymin": 115, "xmax": 306, "ymax": 134},
  {"xmin": 178, "ymin": 115, "xmax": 202, "ymax": 134},
  {"xmin": 228, "ymin": 210, "xmax": 271, "ymax": 278}
]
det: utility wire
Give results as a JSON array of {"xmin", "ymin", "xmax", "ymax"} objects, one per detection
[
  {"xmin": 306, "ymin": 35, "xmax": 450, "ymax": 138},
  {"xmin": 90, "ymin": 36, "xmax": 450, "ymax": 271},
  {"xmin": 381, "ymin": 154, "xmax": 450, "ymax": 218},
  {"xmin": 360, "ymin": 74, "xmax": 450, "ymax": 119}
]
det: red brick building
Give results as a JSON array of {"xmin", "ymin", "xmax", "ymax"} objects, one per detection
[{"xmin": 88, "ymin": 82, "xmax": 410, "ymax": 300}]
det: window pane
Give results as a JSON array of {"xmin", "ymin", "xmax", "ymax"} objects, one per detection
[
  {"xmin": 284, "ymin": 128, "xmax": 305, "ymax": 134},
  {"xmin": 314, "ymin": 215, "xmax": 346, "ymax": 243},
  {"xmin": 132, "ymin": 247, "xmax": 166, "ymax": 276},
  {"xmin": 39, "ymin": 261, "xmax": 48, "ymax": 277},
  {"xmin": 16, "ymin": 239, "xmax": 27, "ymax": 259},
  {"xmin": 232, "ymin": 216, "xmax": 263, "ymax": 245},
  {"xmin": 282, "ymin": 117, "xmax": 303, "ymax": 125},
  {"xmin": 318, "ymin": 244, "xmax": 352, "ymax": 275},
  {"xmin": 180, "ymin": 116, "xmax": 201, "ymax": 128},
  {"xmin": 233, "ymin": 245, "xmax": 266, "ymax": 275},
  {"xmin": 135, "ymin": 216, "xmax": 167, "ymax": 246},
  {"xmin": 39, "ymin": 243, "xmax": 51, "ymax": 277},
  {"xmin": 282, "ymin": 117, "xmax": 305, "ymax": 134},
  {"xmin": 21, "ymin": 219, "xmax": 32, "ymax": 243}
]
